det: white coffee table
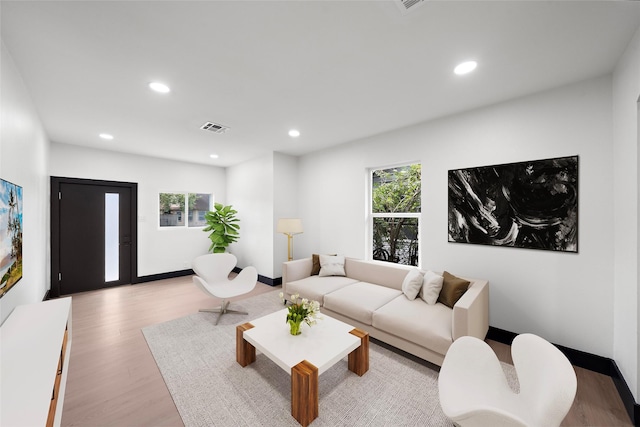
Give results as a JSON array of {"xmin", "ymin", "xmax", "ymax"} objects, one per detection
[{"xmin": 236, "ymin": 308, "xmax": 369, "ymax": 426}]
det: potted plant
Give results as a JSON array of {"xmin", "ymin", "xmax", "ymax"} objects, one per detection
[{"xmin": 203, "ymin": 203, "xmax": 240, "ymax": 253}]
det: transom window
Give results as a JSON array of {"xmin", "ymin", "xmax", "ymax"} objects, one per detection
[{"xmin": 369, "ymin": 164, "xmax": 421, "ymax": 266}]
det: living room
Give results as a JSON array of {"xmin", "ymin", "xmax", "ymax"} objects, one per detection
[{"xmin": 1, "ymin": 1, "xmax": 640, "ymax": 426}]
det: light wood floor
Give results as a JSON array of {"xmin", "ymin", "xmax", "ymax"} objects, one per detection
[{"xmin": 61, "ymin": 276, "xmax": 633, "ymax": 426}]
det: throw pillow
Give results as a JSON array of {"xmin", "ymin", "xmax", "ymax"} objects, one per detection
[
  {"xmin": 319, "ymin": 254, "xmax": 346, "ymax": 277},
  {"xmin": 401, "ymin": 268, "xmax": 424, "ymax": 300},
  {"xmin": 311, "ymin": 254, "xmax": 321, "ymax": 275},
  {"xmin": 437, "ymin": 271, "xmax": 471, "ymax": 308},
  {"xmin": 311, "ymin": 253, "xmax": 337, "ymax": 275},
  {"xmin": 420, "ymin": 270, "xmax": 444, "ymax": 305}
]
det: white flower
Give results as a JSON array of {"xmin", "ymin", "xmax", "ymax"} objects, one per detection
[{"xmin": 283, "ymin": 293, "xmax": 323, "ymax": 327}]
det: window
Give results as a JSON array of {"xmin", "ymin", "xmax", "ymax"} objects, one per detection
[
  {"xmin": 105, "ymin": 193, "xmax": 119, "ymax": 281},
  {"xmin": 159, "ymin": 193, "xmax": 185, "ymax": 227},
  {"xmin": 187, "ymin": 193, "xmax": 211, "ymax": 228},
  {"xmin": 370, "ymin": 164, "xmax": 421, "ymax": 266},
  {"xmin": 159, "ymin": 192, "xmax": 212, "ymax": 228}
]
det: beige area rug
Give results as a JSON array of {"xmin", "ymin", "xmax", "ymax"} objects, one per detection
[{"xmin": 142, "ymin": 290, "xmax": 516, "ymax": 426}]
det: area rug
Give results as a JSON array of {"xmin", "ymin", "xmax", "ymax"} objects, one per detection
[{"xmin": 143, "ymin": 290, "xmax": 515, "ymax": 426}]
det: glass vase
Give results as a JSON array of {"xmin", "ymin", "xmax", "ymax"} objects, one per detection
[{"xmin": 288, "ymin": 319, "xmax": 302, "ymax": 335}]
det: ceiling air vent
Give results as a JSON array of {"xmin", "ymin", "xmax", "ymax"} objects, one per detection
[
  {"xmin": 200, "ymin": 121, "xmax": 230, "ymax": 134},
  {"xmin": 395, "ymin": 0, "xmax": 426, "ymax": 15}
]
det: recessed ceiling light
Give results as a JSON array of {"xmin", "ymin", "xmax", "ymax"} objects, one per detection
[
  {"xmin": 454, "ymin": 61, "xmax": 477, "ymax": 75},
  {"xmin": 209, "ymin": 154, "xmax": 219, "ymax": 159},
  {"xmin": 288, "ymin": 129, "xmax": 300, "ymax": 138},
  {"xmin": 149, "ymin": 81, "xmax": 170, "ymax": 93},
  {"xmin": 99, "ymin": 133, "xmax": 114, "ymax": 140}
]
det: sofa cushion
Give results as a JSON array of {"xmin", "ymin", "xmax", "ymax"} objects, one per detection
[
  {"xmin": 323, "ymin": 282, "xmax": 403, "ymax": 325},
  {"xmin": 401, "ymin": 268, "xmax": 424, "ymax": 300},
  {"xmin": 420, "ymin": 270, "xmax": 444, "ymax": 305},
  {"xmin": 373, "ymin": 296, "xmax": 454, "ymax": 356},
  {"xmin": 344, "ymin": 258, "xmax": 412, "ymax": 291},
  {"xmin": 438, "ymin": 271, "xmax": 470, "ymax": 308},
  {"xmin": 319, "ymin": 254, "xmax": 346, "ymax": 277},
  {"xmin": 286, "ymin": 275, "xmax": 358, "ymax": 305}
]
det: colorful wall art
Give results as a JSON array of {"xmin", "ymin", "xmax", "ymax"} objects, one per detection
[
  {"xmin": 1, "ymin": 178, "xmax": 23, "ymax": 298},
  {"xmin": 448, "ymin": 156, "xmax": 578, "ymax": 252}
]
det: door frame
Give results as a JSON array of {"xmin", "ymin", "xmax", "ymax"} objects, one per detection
[{"xmin": 50, "ymin": 176, "xmax": 138, "ymax": 297}]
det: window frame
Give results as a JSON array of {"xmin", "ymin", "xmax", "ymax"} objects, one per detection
[{"xmin": 367, "ymin": 163, "xmax": 422, "ymax": 268}]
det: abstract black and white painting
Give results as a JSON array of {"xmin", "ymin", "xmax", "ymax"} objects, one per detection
[{"xmin": 448, "ymin": 156, "xmax": 578, "ymax": 252}]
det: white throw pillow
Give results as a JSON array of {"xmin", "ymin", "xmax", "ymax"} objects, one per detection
[
  {"xmin": 420, "ymin": 270, "xmax": 444, "ymax": 305},
  {"xmin": 318, "ymin": 254, "xmax": 346, "ymax": 277},
  {"xmin": 401, "ymin": 268, "xmax": 424, "ymax": 301}
]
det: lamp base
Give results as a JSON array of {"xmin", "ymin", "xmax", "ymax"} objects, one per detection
[{"xmin": 287, "ymin": 234, "xmax": 294, "ymax": 261}]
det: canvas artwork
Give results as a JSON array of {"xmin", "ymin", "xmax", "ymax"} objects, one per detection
[
  {"xmin": 1, "ymin": 178, "xmax": 23, "ymax": 298},
  {"xmin": 448, "ymin": 156, "xmax": 578, "ymax": 252}
]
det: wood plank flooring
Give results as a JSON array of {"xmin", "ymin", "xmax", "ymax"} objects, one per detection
[
  {"xmin": 61, "ymin": 276, "xmax": 633, "ymax": 426},
  {"xmin": 486, "ymin": 342, "xmax": 632, "ymax": 426}
]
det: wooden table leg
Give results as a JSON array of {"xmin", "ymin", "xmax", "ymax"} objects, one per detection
[
  {"xmin": 291, "ymin": 360, "xmax": 318, "ymax": 426},
  {"xmin": 236, "ymin": 323, "xmax": 255, "ymax": 367},
  {"xmin": 348, "ymin": 328, "xmax": 369, "ymax": 376}
]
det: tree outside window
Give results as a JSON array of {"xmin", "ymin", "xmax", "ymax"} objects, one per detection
[{"xmin": 371, "ymin": 164, "xmax": 421, "ymax": 266}]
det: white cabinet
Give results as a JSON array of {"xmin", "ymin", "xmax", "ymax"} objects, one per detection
[{"xmin": 1, "ymin": 297, "xmax": 72, "ymax": 427}]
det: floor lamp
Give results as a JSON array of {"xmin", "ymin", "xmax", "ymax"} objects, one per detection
[{"xmin": 277, "ymin": 218, "xmax": 303, "ymax": 261}]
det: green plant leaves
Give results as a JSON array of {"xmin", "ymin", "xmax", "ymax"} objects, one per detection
[{"xmin": 203, "ymin": 203, "xmax": 241, "ymax": 253}]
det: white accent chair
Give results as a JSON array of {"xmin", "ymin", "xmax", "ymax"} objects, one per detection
[
  {"xmin": 438, "ymin": 333, "xmax": 577, "ymax": 427},
  {"xmin": 192, "ymin": 253, "xmax": 258, "ymax": 325}
]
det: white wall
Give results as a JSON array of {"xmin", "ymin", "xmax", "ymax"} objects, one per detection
[
  {"xmin": 298, "ymin": 76, "xmax": 615, "ymax": 358},
  {"xmin": 224, "ymin": 151, "xmax": 298, "ymax": 280},
  {"xmin": 49, "ymin": 143, "xmax": 226, "ymax": 276},
  {"xmin": 226, "ymin": 153, "xmax": 274, "ymax": 276},
  {"xmin": 0, "ymin": 42, "xmax": 51, "ymax": 323},
  {"xmin": 613, "ymin": 25, "xmax": 640, "ymax": 400},
  {"xmin": 273, "ymin": 152, "xmax": 299, "ymax": 277}
]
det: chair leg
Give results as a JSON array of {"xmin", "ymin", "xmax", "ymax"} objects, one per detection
[{"xmin": 199, "ymin": 300, "xmax": 248, "ymax": 325}]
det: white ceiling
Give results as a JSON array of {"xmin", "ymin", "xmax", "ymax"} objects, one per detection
[{"xmin": 2, "ymin": 1, "xmax": 640, "ymax": 167}]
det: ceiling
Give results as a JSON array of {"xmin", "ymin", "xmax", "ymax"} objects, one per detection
[{"xmin": 2, "ymin": 1, "xmax": 640, "ymax": 167}]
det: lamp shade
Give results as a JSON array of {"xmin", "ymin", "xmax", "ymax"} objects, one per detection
[{"xmin": 277, "ymin": 218, "xmax": 303, "ymax": 234}]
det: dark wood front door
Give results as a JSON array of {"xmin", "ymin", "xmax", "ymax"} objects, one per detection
[{"xmin": 51, "ymin": 177, "xmax": 137, "ymax": 296}]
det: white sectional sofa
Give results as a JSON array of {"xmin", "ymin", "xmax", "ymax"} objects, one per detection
[{"xmin": 282, "ymin": 256, "xmax": 489, "ymax": 366}]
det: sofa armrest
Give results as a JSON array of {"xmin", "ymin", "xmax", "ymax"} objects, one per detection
[
  {"xmin": 282, "ymin": 257, "xmax": 313, "ymax": 295},
  {"xmin": 452, "ymin": 279, "xmax": 489, "ymax": 341}
]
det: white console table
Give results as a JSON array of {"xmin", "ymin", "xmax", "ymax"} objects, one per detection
[{"xmin": 1, "ymin": 297, "xmax": 72, "ymax": 427}]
